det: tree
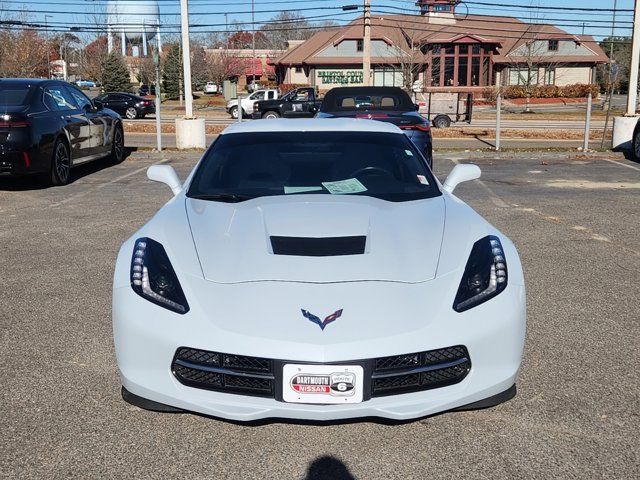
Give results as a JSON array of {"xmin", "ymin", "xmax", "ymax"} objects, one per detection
[
  {"xmin": 206, "ymin": 48, "xmax": 246, "ymax": 87},
  {"xmin": 78, "ymin": 36, "xmax": 110, "ymax": 84},
  {"xmin": 163, "ymin": 44, "xmax": 183, "ymax": 99},
  {"xmin": 0, "ymin": 27, "xmax": 49, "ymax": 78},
  {"xmin": 227, "ymin": 30, "xmax": 269, "ymax": 49},
  {"xmin": 132, "ymin": 56, "xmax": 155, "ymax": 85},
  {"xmin": 190, "ymin": 44, "xmax": 209, "ymax": 88},
  {"xmin": 101, "ymin": 52, "xmax": 131, "ymax": 92},
  {"xmin": 259, "ymin": 12, "xmax": 310, "ymax": 50},
  {"xmin": 598, "ymin": 36, "xmax": 634, "ymax": 93}
]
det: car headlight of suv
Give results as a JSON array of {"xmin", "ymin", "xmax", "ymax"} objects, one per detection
[
  {"xmin": 453, "ymin": 235, "xmax": 507, "ymax": 312},
  {"xmin": 130, "ymin": 238, "xmax": 190, "ymax": 314}
]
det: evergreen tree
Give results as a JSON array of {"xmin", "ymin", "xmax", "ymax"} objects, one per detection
[
  {"xmin": 101, "ymin": 52, "xmax": 131, "ymax": 92},
  {"xmin": 163, "ymin": 44, "xmax": 183, "ymax": 100}
]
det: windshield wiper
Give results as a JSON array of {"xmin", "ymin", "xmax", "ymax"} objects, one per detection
[{"xmin": 189, "ymin": 193, "xmax": 256, "ymax": 203}]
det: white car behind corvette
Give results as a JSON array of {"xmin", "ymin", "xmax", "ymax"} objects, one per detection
[{"xmin": 112, "ymin": 118, "xmax": 526, "ymax": 422}]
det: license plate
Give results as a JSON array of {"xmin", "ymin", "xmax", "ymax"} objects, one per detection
[{"xmin": 282, "ymin": 364, "xmax": 364, "ymax": 404}]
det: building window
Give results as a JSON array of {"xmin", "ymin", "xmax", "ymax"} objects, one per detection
[
  {"xmin": 428, "ymin": 42, "xmax": 493, "ymax": 87},
  {"xmin": 548, "ymin": 40, "xmax": 558, "ymax": 51},
  {"xmin": 433, "ymin": 5, "xmax": 451, "ymax": 12},
  {"xmin": 356, "ymin": 39, "xmax": 363, "ymax": 52},
  {"xmin": 545, "ymin": 67, "xmax": 556, "ymax": 85},
  {"xmin": 295, "ymin": 67, "xmax": 303, "ymax": 73},
  {"xmin": 509, "ymin": 67, "xmax": 539, "ymax": 86}
]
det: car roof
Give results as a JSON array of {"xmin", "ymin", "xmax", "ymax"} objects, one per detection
[
  {"xmin": 221, "ymin": 118, "xmax": 403, "ymax": 135},
  {"xmin": 0, "ymin": 78, "xmax": 48, "ymax": 86}
]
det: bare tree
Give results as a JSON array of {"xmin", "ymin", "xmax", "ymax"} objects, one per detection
[{"xmin": 205, "ymin": 48, "xmax": 246, "ymax": 87}]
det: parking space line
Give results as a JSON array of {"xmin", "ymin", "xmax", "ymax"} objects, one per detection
[
  {"xmin": 447, "ymin": 158, "xmax": 510, "ymax": 208},
  {"xmin": 602, "ymin": 159, "xmax": 640, "ymax": 172},
  {"xmin": 50, "ymin": 158, "xmax": 170, "ymax": 207}
]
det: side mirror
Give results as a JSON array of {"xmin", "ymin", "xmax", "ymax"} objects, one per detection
[
  {"xmin": 442, "ymin": 164, "xmax": 481, "ymax": 193},
  {"xmin": 147, "ymin": 165, "xmax": 182, "ymax": 196},
  {"xmin": 92, "ymin": 99, "xmax": 103, "ymax": 110},
  {"xmin": 414, "ymin": 103, "xmax": 420, "ymax": 111}
]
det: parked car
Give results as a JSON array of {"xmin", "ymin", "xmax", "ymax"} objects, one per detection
[
  {"xmin": 633, "ymin": 117, "xmax": 640, "ymax": 162},
  {"xmin": 204, "ymin": 82, "xmax": 219, "ymax": 94},
  {"xmin": 252, "ymin": 87, "xmax": 322, "ymax": 119},
  {"xmin": 227, "ymin": 89, "xmax": 278, "ymax": 119},
  {"xmin": 113, "ymin": 118, "xmax": 525, "ymax": 421},
  {"xmin": 94, "ymin": 92, "xmax": 155, "ymax": 119},
  {"xmin": 317, "ymin": 86, "xmax": 433, "ymax": 167},
  {"xmin": 75, "ymin": 79, "xmax": 97, "ymax": 88},
  {"xmin": 138, "ymin": 84, "xmax": 156, "ymax": 96},
  {"xmin": 0, "ymin": 78, "xmax": 124, "ymax": 186}
]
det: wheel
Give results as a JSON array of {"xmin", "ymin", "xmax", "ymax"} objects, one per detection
[
  {"xmin": 433, "ymin": 115, "xmax": 451, "ymax": 129},
  {"xmin": 50, "ymin": 139, "xmax": 71, "ymax": 186},
  {"xmin": 230, "ymin": 106, "xmax": 239, "ymax": 119},
  {"xmin": 633, "ymin": 121, "xmax": 640, "ymax": 161},
  {"xmin": 125, "ymin": 107, "xmax": 138, "ymax": 119},
  {"xmin": 262, "ymin": 111, "xmax": 280, "ymax": 119},
  {"xmin": 110, "ymin": 125, "xmax": 125, "ymax": 164}
]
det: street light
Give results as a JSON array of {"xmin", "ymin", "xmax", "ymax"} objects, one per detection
[{"xmin": 342, "ymin": 5, "xmax": 359, "ymax": 11}]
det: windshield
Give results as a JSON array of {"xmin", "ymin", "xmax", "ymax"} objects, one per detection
[
  {"xmin": 321, "ymin": 88, "xmax": 414, "ymax": 112},
  {"xmin": 187, "ymin": 131, "xmax": 439, "ymax": 202}
]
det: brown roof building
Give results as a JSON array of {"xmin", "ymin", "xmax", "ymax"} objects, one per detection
[{"xmin": 273, "ymin": 0, "xmax": 608, "ymax": 92}]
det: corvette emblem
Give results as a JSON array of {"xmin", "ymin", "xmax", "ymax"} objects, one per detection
[{"xmin": 301, "ymin": 309, "xmax": 343, "ymax": 331}]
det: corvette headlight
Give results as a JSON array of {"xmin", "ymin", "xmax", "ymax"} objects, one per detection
[
  {"xmin": 130, "ymin": 238, "xmax": 190, "ymax": 314},
  {"xmin": 453, "ymin": 235, "xmax": 507, "ymax": 312}
]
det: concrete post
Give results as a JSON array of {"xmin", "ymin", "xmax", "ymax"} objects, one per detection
[{"xmin": 583, "ymin": 92, "xmax": 592, "ymax": 151}]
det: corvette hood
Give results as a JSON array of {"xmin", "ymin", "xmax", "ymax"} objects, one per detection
[{"xmin": 185, "ymin": 195, "xmax": 445, "ymax": 283}]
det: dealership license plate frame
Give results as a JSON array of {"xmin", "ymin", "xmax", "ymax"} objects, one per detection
[{"xmin": 282, "ymin": 364, "xmax": 364, "ymax": 404}]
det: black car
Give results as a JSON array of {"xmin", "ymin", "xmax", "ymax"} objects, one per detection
[
  {"xmin": 0, "ymin": 78, "xmax": 124, "ymax": 186},
  {"xmin": 317, "ymin": 87, "xmax": 433, "ymax": 168},
  {"xmin": 94, "ymin": 92, "xmax": 155, "ymax": 119}
]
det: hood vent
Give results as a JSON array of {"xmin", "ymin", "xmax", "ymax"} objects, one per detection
[{"xmin": 270, "ymin": 236, "xmax": 366, "ymax": 257}]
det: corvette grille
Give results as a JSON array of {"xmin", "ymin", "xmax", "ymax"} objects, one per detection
[
  {"xmin": 172, "ymin": 347, "xmax": 274, "ymax": 397},
  {"xmin": 371, "ymin": 346, "xmax": 471, "ymax": 397}
]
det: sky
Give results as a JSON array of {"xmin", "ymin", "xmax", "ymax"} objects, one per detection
[{"xmin": 2, "ymin": 0, "xmax": 636, "ymax": 42}]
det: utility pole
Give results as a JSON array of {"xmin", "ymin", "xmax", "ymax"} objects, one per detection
[
  {"xmin": 251, "ymin": 0, "xmax": 256, "ymax": 93},
  {"xmin": 363, "ymin": 0, "xmax": 371, "ymax": 86},
  {"xmin": 180, "ymin": 0, "xmax": 194, "ymax": 118},
  {"xmin": 44, "ymin": 15, "xmax": 52, "ymax": 78},
  {"xmin": 626, "ymin": 0, "xmax": 639, "ymax": 116},
  {"xmin": 602, "ymin": 0, "xmax": 618, "ymax": 147}
]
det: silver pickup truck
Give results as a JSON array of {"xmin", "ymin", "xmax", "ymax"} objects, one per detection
[{"xmin": 226, "ymin": 89, "xmax": 279, "ymax": 119}]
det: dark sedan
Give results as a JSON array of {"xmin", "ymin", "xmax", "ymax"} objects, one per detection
[
  {"xmin": 0, "ymin": 78, "xmax": 124, "ymax": 186},
  {"xmin": 317, "ymin": 87, "xmax": 433, "ymax": 168},
  {"xmin": 94, "ymin": 92, "xmax": 155, "ymax": 119}
]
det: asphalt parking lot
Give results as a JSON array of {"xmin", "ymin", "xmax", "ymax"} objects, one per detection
[{"xmin": 1, "ymin": 149, "xmax": 639, "ymax": 479}]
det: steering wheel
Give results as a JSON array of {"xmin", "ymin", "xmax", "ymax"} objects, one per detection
[{"xmin": 349, "ymin": 166, "xmax": 393, "ymax": 178}]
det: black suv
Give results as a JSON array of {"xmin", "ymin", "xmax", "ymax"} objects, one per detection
[{"xmin": 94, "ymin": 92, "xmax": 155, "ymax": 119}]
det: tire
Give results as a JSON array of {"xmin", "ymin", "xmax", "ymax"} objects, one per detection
[
  {"xmin": 110, "ymin": 125, "xmax": 125, "ymax": 164},
  {"xmin": 262, "ymin": 111, "xmax": 280, "ymax": 119},
  {"xmin": 633, "ymin": 121, "xmax": 640, "ymax": 162},
  {"xmin": 125, "ymin": 107, "xmax": 138, "ymax": 119},
  {"xmin": 433, "ymin": 115, "xmax": 451, "ymax": 129},
  {"xmin": 50, "ymin": 139, "xmax": 71, "ymax": 186},
  {"xmin": 230, "ymin": 106, "xmax": 239, "ymax": 119}
]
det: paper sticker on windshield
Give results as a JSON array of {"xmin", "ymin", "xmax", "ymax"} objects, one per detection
[
  {"xmin": 405, "ymin": 150, "xmax": 414, "ymax": 156},
  {"xmin": 322, "ymin": 178, "xmax": 367, "ymax": 195},
  {"xmin": 284, "ymin": 186, "xmax": 323, "ymax": 194},
  {"xmin": 417, "ymin": 175, "xmax": 429, "ymax": 185}
]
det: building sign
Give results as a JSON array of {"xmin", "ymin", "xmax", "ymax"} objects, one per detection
[{"xmin": 317, "ymin": 70, "xmax": 364, "ymax": 85}]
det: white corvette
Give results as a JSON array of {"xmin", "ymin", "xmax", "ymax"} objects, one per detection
[{"xmin": 113, "ymin": 119, "xmax": 526, "ymax": 422}]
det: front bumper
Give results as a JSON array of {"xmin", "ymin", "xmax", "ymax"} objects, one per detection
[{"xmin": 113, "ymin": 273, "xmax": 526, "ymax": 422}]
